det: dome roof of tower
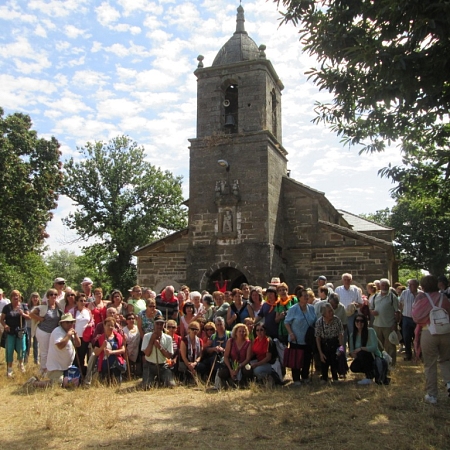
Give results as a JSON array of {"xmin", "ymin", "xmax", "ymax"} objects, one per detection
[{"xmin": 212, "ymin": 5, "xmax": 260, "ymax": 67}]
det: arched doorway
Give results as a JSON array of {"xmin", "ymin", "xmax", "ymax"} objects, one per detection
[{"xmin": 208, "ymin": 267, "xmax": 248, "ymax": 293}]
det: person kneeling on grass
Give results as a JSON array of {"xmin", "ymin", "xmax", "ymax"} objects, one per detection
[
  {"xmin": 349, "ymin": 313, "xmax": 382, "ymax": 385},
  {"xmin": 24, "ymin": 313, "xmax": 81, "ymax": 388},
  {"xmin": 141, "ymin": 314, "xmax": 176, "ymax": 388}
]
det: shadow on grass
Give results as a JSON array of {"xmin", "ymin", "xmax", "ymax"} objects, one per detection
[{"xmin": 3, "ymin": 363, "xmax": 450, "ymax": 450}]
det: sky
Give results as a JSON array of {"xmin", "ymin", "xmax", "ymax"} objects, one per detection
[{"xmin": 0, "ymin": 0, "xmax": 403, "ymax": 254}]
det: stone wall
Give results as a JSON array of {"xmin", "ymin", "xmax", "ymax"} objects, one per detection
[{"xmin": 135, "ymin": 230, "xmax": 189, "ymax": 293}]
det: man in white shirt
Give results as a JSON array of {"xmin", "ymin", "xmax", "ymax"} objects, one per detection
[
  {"xmin": 399, "ymin": 279, "xmax": 420, "ymax": 361},
  {"xmin": 141, "ymin": 314, "xmax": 175, "ymax": 388},
  {"xmin": 335, "ymin": 273, "xmax": 362, "ymax": 344},
  {"xmin": 25, "ymin": 313, "xmax": 81, "ymax": 387}
]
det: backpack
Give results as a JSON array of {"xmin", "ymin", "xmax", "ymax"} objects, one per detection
[
  {"xmin": 373, "ymin": 356, "xmax": 390, "ymax": 385},
  {"xmin": 425, "ymin": 293, "xmax": 450, "ymax": 335},
  {"xmin": 63, "ymin": 365, "xmax": 81, "ymax": 388}
]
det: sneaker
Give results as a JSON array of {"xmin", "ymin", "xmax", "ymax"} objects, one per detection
[
  {"xmin": 7, "ymin": 369, "xmax": 13, "ymax": 378},
  {"xmin": 292, "ymin": 381, "xmax": 302, "ymax": 387},
  {"xmin": 424, "ymin": 394, "xmax": 437, "ymax": 405},
  {"xmin": 358, "ymin": 378, "xmax": 373, "ymax": 385}
]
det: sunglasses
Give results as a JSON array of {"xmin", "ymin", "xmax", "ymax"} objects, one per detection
[
  {"xmin": 48, "ymin": 293, "xmax": 58, "ymax": 297},
  {"xmin": 189, "ymin": 328, "xmax": 200, "ymax": 332},
  {"xmin": 205, "ymin": 328, "xmax": 214, "ymax": 332},
  {"xmin": 355, "ymin": 319, "xmax": 364, "ymax": 323},
  {"xmin": 167, "ymin": 325, "xmax": 177, "ymax": 329},
  {"xmin": 127, "ymin": 317, "xmax": 136, "ymax": 321}
]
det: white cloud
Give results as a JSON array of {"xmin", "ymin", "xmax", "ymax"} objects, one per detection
[
  {"xmin": 64, "ymin": 24, "xmax": 88, "ymax": 39},
  {"xmin": 72, "ymin": 70, "xmax": 110, "ymax": 87},
  {"xmin": 95, "ymin": 1, "xmax": 121, "ymax": 26},
  {"xmin": 118, "ymin": 0, "xmax": 163, "ymax": 16},
  {"xmin": 0, "ymin": 4, "xmax": 37, "ymax": 23},
  {"xmin": 34, "ymin": 24, "xmax": 47, "ymax": 37},
  {"xmin": 97, "ymin": 98, "xmax": 144, "ymax": 119},
  {"xmin": 29, "ymin": 0, "xmax": 88, "ymax": 17},
  {"xmin": 44, "ymin": 92, "xmax": 93, "ymax": 114},
  {"xmin": 101, "ymin": 41, "xmax": 151, "ymax": 58}
]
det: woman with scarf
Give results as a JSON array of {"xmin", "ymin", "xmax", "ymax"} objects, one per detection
[
  {"xmin": 255, "ymin": 286, "xmax": 279, "ymax": 339},
  {"xmin": 284, "ymin": 290, "xmax": 316, "ymax": 385},
  {"xmin": 274, "ymin": 283, "xmax": 298, "ymax": 344},
  {"xmin": 94, "ymin": 317, "xmax": 126, "ymax": 383},
  {"xmin": 218, "ymin": 323, "xmax": 252, "ymax": 387},
  {"xmin": 315, "ymin": 303, "xmax": 345, "ymax": 383},
  {"xmin": 179, "ymin": 320, "xmax": 206, "ymax": 381}
]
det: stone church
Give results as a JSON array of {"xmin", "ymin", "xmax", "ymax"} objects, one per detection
[{"xmin": 134, "ymin": 5, "xmax": 396, "ymax": 293}]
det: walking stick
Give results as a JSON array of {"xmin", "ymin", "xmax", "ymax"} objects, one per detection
[
  {"xmin": 155, "ymin": 341, "xmax": 160, "ymax": 386},
  {"xmin": 205, "ymin": 353, "xmax": 218, "ymax": 388},
  {"xmin": 105, "ymin": 334, "xmax": 111, "ymax": 386},
  {"xmin": 125, "ymin": 346, "xmax": 131, "ymax": 380},
  {"xmin": 74, "ymin": 344, "xmax": 84, "ymax": 383}
]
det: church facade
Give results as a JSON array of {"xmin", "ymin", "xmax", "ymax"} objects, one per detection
[{"xmin": 134, "ymin": 6, "xmax": 396, "ymax": 293}]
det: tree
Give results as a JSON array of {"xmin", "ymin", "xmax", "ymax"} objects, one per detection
[
  {"xmin": 359, "ymin": 204, "xmax": 450, "ymax": 276},
  {"xmin": 274, "ymin": 1, "xmax": 450, "ymax": 157},
  {"xmin": 0, "ymin": 107, "xmax": 62, "ymax": 260},
  {"xmin": 389, "ymin": 197, "xmax": 450, "ymax": 276},
  {"xmin": 61, "ymin": 136, "xmax": 187, "ymax": 293},
  {"xmin": 0, "ymin": 252, "xmax": 51, "ymax": 298},
  {"xmin": 359, "ymin": 208, "xmax": 391, "ymax": 228}
]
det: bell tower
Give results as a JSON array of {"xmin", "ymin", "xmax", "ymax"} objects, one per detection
[{"xmin": 186, "ymin": 5, "xmax": 288, "ymax": 289}]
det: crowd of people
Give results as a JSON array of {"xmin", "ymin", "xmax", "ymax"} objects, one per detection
[{"xmin": 0, "ymin": 273, "xmax": 449, "ymax": 403}]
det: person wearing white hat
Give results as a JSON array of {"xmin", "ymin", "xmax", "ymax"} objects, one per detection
[
  {"xmin": 81, "ymin": 277, "xmax": 94, "ymax": 303},
  {"xmin": 24, "ymin": 313, "xmax": 81, "ymax": 388},
  {"xmin": 42, "ymin": 278, "xmax": 66, "ymax": 305},
  {"xmin": 335, "ymin": 273, "xmax": 362, "ymax": 346}
]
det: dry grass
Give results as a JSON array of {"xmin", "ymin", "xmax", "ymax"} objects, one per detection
[{"xmin": 1, "ymin": 348, "xmax": 450, "ymax": 450}]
